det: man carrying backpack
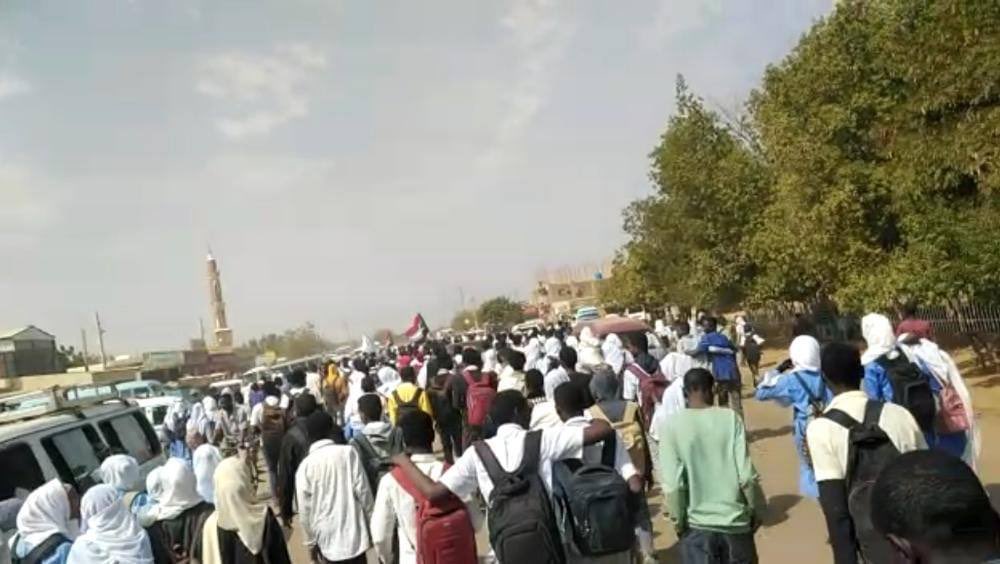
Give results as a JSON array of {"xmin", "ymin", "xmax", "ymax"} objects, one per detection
[
  {"xmin": 659, "ymin": 368, "xmax": 765, "ymax": 564},
  {"xmin": 446, "ymin": 348, "xmax": 497, "ymax": 450},
  {"xmin": 371, "ymin": 410, "xmax": 480, "ymax": 564},
  {"xmin": 807, "ymin": 342, "xmax": 927, "ymax": 564},
  {"xmin": 390, "ymin": 390, "xmax": 616, "ymax": 564},
  {"xmin": 554, "ymin": 383, "xmax": 643, "ymax": 564},
  {"xmin": 351, "ymin": 394, "xmax": 404, "ymax": 494},
  {"xmin": 387, "ymin": 365, "xmax": 433, "ymax": 424}
]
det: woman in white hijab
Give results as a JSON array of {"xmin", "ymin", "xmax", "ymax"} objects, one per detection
[
  {"xmin": 755, "ymin": 335, "xmax": 832, "ymax": 499},
  {"xmin": 66, "ymin": 484, "xmax": 153, "ymax": 564},
  {"xmin": 10, "ymin": 480, "xmax": 77, "ymax": 564},
  {"xmin": 193, "ymin": 439, "xmax": 223, "ymax": 504},
  {"xmin": 523, "ymin": 337, "xmax": 543, "ymax": 372},
  {"xmin": 98, "ymin": 455, "xmax": 148, "ymax": 515},
  {"xmin": 602, "ymin": 334, "xmax": 626, "ymax": 375},
  {"xmin": 577, "ymin": 327, "xmax": 604, "ymax": 370},
  {"xmin": 201, "ymin": 458, "xmax": 290, "ymax": 564},
  {"xmin": 144, "ymin": 459, "xmax": 215, "ymax": 563}
]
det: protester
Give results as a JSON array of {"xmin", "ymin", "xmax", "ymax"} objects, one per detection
[
  {"xmin": 659, "ymin": 368, "xmax": 766, "ymax": 564},
  {"xmin": 192, "ymin": 430, "xmax": 223, "ymax": 504},
  {"xmin": 895, "ymin": 303, "xmax": 933, "ymax": 341},
  {"xmin": 807, "ymin": 341, "xmax": 927, "ymax": 564},
  {"xmin": 296, "ymin": 411, "xmax": 373, "ymax": 564},
  {"xmin": 524, "ymin": 335, "xmax": 544, "ymax": 372},
  {"xmin": 496, "ymin": 348, "xmax": 527, "ymax": 393},
  {"xmin": 323, "ymin": 361, "xmax": 350, "ymax": 425},
  {"xmin": 276, "ymin": 393, "xmax": 322, "ymax": 529},
  {"xmin": 305, "ymin": 363, "xmax": 323, "ymax": 400},
  {"xmin": 371, "ymin": 410, "xmax": 479, "ymax": 564},
  {"xmin": 65, "ymin": 484, "xmax": 153, "ymax": 564},
  {"xmin": 143, "ymin": 459, "xmax": 214, "ymax": 564},
  {"xmin": 250, "ymin": 381, "xmax": 286, "ymax": 499},
  {"xmin": 343, "ymin": 358, "xmax": 371, "ymax": 440},
  {"xmin": 524, "ymin": 368, "xmax": 547, "ymax": 407},
  {"xmin": 871, "ymin": 450, "xmax": 1000, "ymax": 564},
  {"xmin": 755, "ymin": 335, "xmax": 833, "ymax": 498},
  {"xmin": 588, "ymin": 365, "xmax": 649, "ymax": 480},
  {"xmin": 530, "ymin": 367, "xmax": 564, "ymax": 430},
  {"xmin": 427, "ymin": 357, "xmax": 463, "ymax": 465},
  {"xmin": 555, "ymin": 383, "xmax": 649, "ymax": 564},
  {"xmin": 163, "ymin": 399, "xmax": 191, "ymax": 461},
  {"xmin": 98, "ymin": 454, "xmax": 148, "ymax": 514},
  {"xmin": 387, "ymin": 366, "xmax": 433, "ymax": 424},
  {"xmin": 622, "ymin": 333, "xmax": 668, "ymax": 426},
  {"xmin": 453, "ymin": 348, "xmax": 497, "ymax": 448},
  {"xmin": 10, "ymin": 480, "xmax": 78, "ymax": 564},
  {"xmin": 390, "ymin": 390, "xmax": 615, "ymax": 563},
  {"xmin": 351, "ymin": 394, "xmax": 403, "ymax": 493},
  {"xmin": 201, "ymin": 457, "xmax": 290, "ymax": 564},
  {"xmin": 685, "ymin": 317, "xmax": 739, "ymax": 414},
  {"xmin": 601, "ymin": 333, "xmax": 626, "ymax": 375},
  {"xmin": 577, "ymin": 327, "xmax": 604, "ymax": 370}
]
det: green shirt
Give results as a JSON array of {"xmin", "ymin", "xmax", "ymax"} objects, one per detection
[{"xmin": 658, "ymin": 407, "xmax": 765, "ymax": 534}]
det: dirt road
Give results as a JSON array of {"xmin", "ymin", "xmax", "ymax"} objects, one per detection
[{"xmin": 281, "ymin": 347, "xmax": 1000, "ymax": 563}]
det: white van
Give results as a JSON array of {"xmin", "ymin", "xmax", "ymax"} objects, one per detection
[{"xmin": 0, "ymin": 387, "xmax": 166, "ymax": 503}]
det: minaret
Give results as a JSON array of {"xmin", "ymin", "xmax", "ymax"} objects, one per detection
[{"xmin": 206, "ymin": 250, "xmax": 234, "ymax": 350}]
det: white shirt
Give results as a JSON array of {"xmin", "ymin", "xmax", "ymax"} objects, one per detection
[
  {"xmin": 295, "ymin": 439, "xmax": 374, "ymax": 561},
  {"xmin": 659, "ymin": 351, "xmax": 694, "ymax": 383},
  {"xmin": 497, "ymin": 367, "xmax": 526, "ymax": 394},
  {"xmin": 305, "ymin": 372, "xmax": 322, "ymax": 400},
  {"xmin": 806, "ymin": 390, "xmax": 927, "ymax": 482},
  {"xmin": 370, "ymin": 453, "xmax": 477, "ymax": 564},
  {"xmin": 249, "ymin": 395, "xmax": 280, "ymax": 428},
  {"xmin": 440, "ymin": 423, "xmax": 583, "ymax": 502},
  {"xmin": 529, "ymin": 401, "xmax": 562, "ymax": 430},
  {"xmin": 649, "ymin": 378, "xmax": 686, "ymax": 442},
  {"xmin": 561, "ymin": 416, "xmax": 637, "ymax": 481}
]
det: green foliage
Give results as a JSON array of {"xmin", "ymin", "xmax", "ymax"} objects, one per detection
[
  {"xmin": 612, "ymin": 0, "xmax": 1000, "ymax": 313},
  {"xmin": 239, "ymin": 322, "xmax": 334, "ymax": 360},
  {"xmin": 57, "ymin": 345, "xmax": 99, "ymax": 369},
  {"xmin": 477, "ymin": 297, "xmax": 526, "ymax": 328},
  {"xmin": 451, "ymin": 309, "xmax": 478, "ymax": 331}
]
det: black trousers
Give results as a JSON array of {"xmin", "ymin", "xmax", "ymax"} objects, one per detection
[
  {"xmin": 437, "ymin": 419, "xmax": 463, "ymax": 464},
  {"xmin": 679, "ymin": 528, "xmax": 757, "ymax": 564}
]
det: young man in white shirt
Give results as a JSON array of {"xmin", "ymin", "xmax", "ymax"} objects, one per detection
[
  {"xmin": 295, "ymin": 411, "xmax": 374, "ymax": 564},
  {"xmin": 806, "ymin": 342, "xmax": 927, "ymax": 564},
  {"xmin": 390, "ymin": 390, "xmax": 614, "ymax": 558},
  {"xmin": 370, "ymin": 410, "xmax": 480, "ymax": 564},
  {"xmin": 555, "ymin": 383, "xmax": 644, "ymax": 564}
]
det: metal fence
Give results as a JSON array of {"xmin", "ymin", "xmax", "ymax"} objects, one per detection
[{"xmin": 915, "ymin": 303, "xmax": 1000, "ymax": 337}]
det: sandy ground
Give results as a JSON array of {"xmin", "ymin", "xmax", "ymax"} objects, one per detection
[{"xmin": 275, "ymin": 346, "xmax": 1000, "ymax": 563}]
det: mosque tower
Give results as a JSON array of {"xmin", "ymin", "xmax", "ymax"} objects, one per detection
[{"xmin": 206, "ymin": 250, "xmax": 234, "ymax": 350}]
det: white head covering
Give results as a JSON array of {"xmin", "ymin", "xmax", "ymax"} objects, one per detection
[
  {"xmin": 789, "ymin": 335, "xmax": 821, "ymax": 372},
  {"xmin": 564, "ymin": 335, "xmax": 579, "ymax": 350},
  {"xmin": 578, "ymin": 327, "xmax": 604, "ymax": 368},
  {"xmin": 201, "ymin": 396, "xmax": 217, "ymax": 414},
  {"xmin": 16, "ymin": 479, "xmax": 75, "ymax": 549},
  {"xmin": 544, "ymin": 336, "xmax": 562, "ymax": 359},
  {"xmin": 543, "ymin": 369, "xmax": 571, "ymax": 401},
  {"xmin": 152, "ymin": 458, "xmax": 203, "ymax": 521},
  {"xmin": 163, "ymin": 399, "xmax": 187, "ymax": 434},
  {"xmin": 376, "ymin": 365, "xmax": 401, "ymax": 396},
  {"xmin": 213, "ymin": 458, "xmax": 268, "ymax": 554},
  {"xmin": 861, "ymin": 313, "xmax": 896, "ymax": 365},
  {"xmin": 99, "ymin": 455, "xmax": 140, "ymax": 492},
  {"xmin": 145, "ymin": 467, "xmax": 164, "ymax": 504},
  {"xmin": 602, "ymin": 334, "xmax": 625, "ymax": 374},
  {"xmin": 523, "ymin": 338, "xmax": 542, "ymax": 371},
  {"xmin": 481, "ymin": 348, "xmax": 498, "ymax": 373},
  {"xmin": 193, "ymin": 444, "xmax": 223, "ymax": 503},
  {"xmin": 187, "ymin": 403, "xmax": 206, "ymax": 437},
  {"xmin": 68, "ymin": 484, "xmax": 152, "ymax": 564}
]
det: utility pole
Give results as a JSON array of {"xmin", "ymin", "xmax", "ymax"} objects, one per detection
[
  {"xmin": 80, "ymin": 328, "xmax": 90, "ymax": 372},
  {"xmin": 94, "ymin": 312, "xmax": 108, "ymax": 369},
  {"xmin": 199, "ymin": 318, "xmax": 206, "ymax": 345}
]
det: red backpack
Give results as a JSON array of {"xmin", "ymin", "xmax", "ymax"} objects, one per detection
[
  {"xmin": 625, "ymin": 363, "xmax": 668, "ymax": 428},
  {"xmin": 463, "ymin": 370, "xmax": 496, "ymax": 426},
  {"xmin": 391, "ymin": 467, "xmax": 478, "ymax": 564}
]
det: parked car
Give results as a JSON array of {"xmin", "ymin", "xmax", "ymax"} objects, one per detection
[
  {"xmin": 0, "ymin": 386, "xmax": 165, "ymax": 507},
  {"xmin": 114, "ymin": 379, "xmax": 166, "ymax": 399}
]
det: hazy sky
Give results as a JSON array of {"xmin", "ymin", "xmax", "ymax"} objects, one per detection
[{"xmin": 0, "ymin": 0, "xmax": 830, "ymax": 352}]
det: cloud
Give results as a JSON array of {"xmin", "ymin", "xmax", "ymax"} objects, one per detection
[
  {"xmin": 0, "ymin": 74, "xmax": 30, "ymax": 100},
  {"xmin": 0, "ymin": 161, "xmax": 56, "ymax": 246},
  {"xmin": 201, "ymin": 152, "xmax": 335, "ymax": 197},
  {"xmin": 643, "ymin": 0, "xmax": 724, "ymax": 48},
  {"xmin": 196, "ymin": 43, "xmax": 327, "ymax": 140},
  {"xmin": 480, "ymin": 0, "xmax": 574, "ymax": 167}
]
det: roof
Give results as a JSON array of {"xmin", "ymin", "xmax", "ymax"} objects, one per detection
[
  {"xmin": 0, "ymin": 402, "xmax": 135, "ymax": 443},
  {"xmin": 0, "ymin": 325, "xmax": 55, "ymax": 341}
]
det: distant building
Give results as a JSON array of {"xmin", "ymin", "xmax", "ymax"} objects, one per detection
[
  {"xmin": 0, "ymin": 326, "xmax": 61, "ymax": 377},
  {"xmin": 533, "ymin": 262, "xmax": 612, "ymax": 320},
  {"xmin": 207, "ymin": 251, "xmax": 234, "ymax": 350}
]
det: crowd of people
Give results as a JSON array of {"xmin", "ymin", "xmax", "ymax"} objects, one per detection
[{"xmin": 1, "ymin": 308, "xmax": 997, "ymax": 564}]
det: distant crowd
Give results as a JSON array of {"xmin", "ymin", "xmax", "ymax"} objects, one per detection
[{"xmin": 1, "ymin": 306, "xmax": 997, "ymax": 564}]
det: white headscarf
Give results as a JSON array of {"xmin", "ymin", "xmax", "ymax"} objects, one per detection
[
  {"xmin": 99, "ymin": 455, "xmax": 140, "ymax": 493},
  {"xmin": 67, "ymin": 484, "xmax": 152, "ymax": 564},
  {"xmin": 151, "ymin": 458, "xmax": 203, "ymax": 521},
  {"xmin": 377, "ymin": 365, "xmax": 401, "ymax": 396},
  {"xmin": 524, "ymin": 338, "xmax": 542, "ymax": 371},
  {"xmin": 201, "ymin": 396, "xmax": 217, "ymax": 414},
  {"xmin": 193, "ymin": 443, "xmax": 223, "ymax": 503},
  {"xmin": 187, "ymin": 402, "xmax": 208, "ymax": 437},
  {"xmin": 544, "ymin": 336, "xmax": 562, "ymax": 359},
  {"xmin": 861, "ymin": 313, "xmax": 896, "ymax": 365},
  {"xmin": 602, "ymin": 334, "xmax": 625, "ymax": 375},
  {"xmin": 789, "ymin": 335, "xmax": 821, "ymax": 372},
  {"xmin": 565, "ymin": 335, "xmax": 579, "ymax": 350},
  {"xmin": 543, "ymin": 369, "xmax": 571, "ymax": 401},
  {"xmin": 163, "ymin": 399, "xmax": 188, "ymax": 434},
  {"xmin": 16, "ymin": 480, "xmax": 75, "ymax": 549},
  {"xmin": 481, "ymin": 348, "xmax": 498, "ymax": 373},
  {"xmin": 202, "ymin": 458, "xmax": 268, "ymax": 563},
  {"xmin": 578, "ymin": 327, "xmax": 604, "ymax": 368}
]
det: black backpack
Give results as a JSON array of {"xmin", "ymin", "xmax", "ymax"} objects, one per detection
[
  {"xmin": 474, "ymin": 431, "xmax": 565, "ymax": 564},
  {"xmin": 352, "ymin": 432, "xmax": 402, "ymax": 492},
  {"xmin": 393, "ymin": 388, "xmax": 424, "ymax": 421},
  {"xmin": 876, "ymin": 349, "xmax": 936, "ymax": 433},
  {"xmin": 824, "ymin": 401, "xmax": 900, "ymax": 564},
  {"xmin": 552, "ymin": 434, "xmax": 636, "ymax": 557}
]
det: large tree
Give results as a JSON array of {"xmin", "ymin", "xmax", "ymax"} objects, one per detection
[{"xmin": 477, "ymin": 297, "xmax": 526, "ymax": 328}]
